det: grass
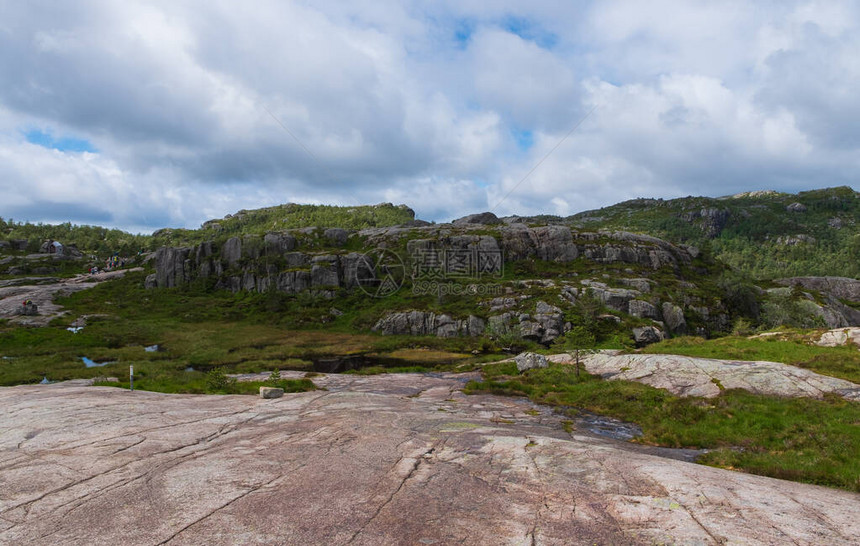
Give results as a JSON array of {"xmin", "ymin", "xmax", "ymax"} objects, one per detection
[
  {"xmin": 93, "ymin": 375, "xmax": 316, "ymax": 395},
  {"xmin": 465, "ymin": 362, "xmax": 860, "ymax": 492},
  {"xmin": 642, "ymin": 333, "xmax": 860, "ymax": 383},
  {"xmin": 0, "ymin": 271, "xmax": 500, "ymax": 390}
]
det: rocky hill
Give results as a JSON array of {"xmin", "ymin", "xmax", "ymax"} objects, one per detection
[
  {"xmin": 5, "ymin": 189, "xmax": 859, "ymax": 346},
  {"xmin": 146, "ymin": 207, "xmax": 860, "ymax": 348},
  {"xmin": 559, "ymin": 186, "xmax": 860, "ymax": 279}
]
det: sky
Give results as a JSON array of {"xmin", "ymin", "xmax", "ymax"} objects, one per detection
[{"xmin": 1, "ymin": 0, "xmax": 858, "ymax": 233}]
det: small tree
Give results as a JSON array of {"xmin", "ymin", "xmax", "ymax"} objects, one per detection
[
  {"xmin": 267, "ymin": 368, "xmax": 282, "ymax": 385},
  {"xmin": 564, "ymin": 325, "xmax": 597, "ymax": 378},
  {"xmin": 205, "ymin": 367, "xmax": 237, "ymax": 392}
]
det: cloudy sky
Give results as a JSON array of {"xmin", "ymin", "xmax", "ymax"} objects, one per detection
[{"xmin": 1, "ymin": 1, "xmax": 858, "ymax": 233}]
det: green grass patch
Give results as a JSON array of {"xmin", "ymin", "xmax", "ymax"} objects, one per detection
[{"xmin": 466, "ymin": 363, "xmax": 860, "ymax": 492}]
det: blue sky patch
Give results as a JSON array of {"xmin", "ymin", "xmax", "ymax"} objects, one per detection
[
  {"xmin": 25, "ymin": 129, "xmax": 97, "ymax": 153},
  {"xmin": 453, "ymin": 19, "xmax": 475, "ymax": 48},
  {"xmin": 501, "ymin": 16, "xmax": 557, "ymax": 49},
  {"xmin": 512, "ymin": 129, "xmax": 534, "ymax": 151}
]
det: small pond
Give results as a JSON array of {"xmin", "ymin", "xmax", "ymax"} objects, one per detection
[{"xmin": 82, "ymin": 357, "xmax": 115, "ymax": 368}]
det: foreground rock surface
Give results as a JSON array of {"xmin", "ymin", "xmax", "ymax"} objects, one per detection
[
  {"xmin": 550, "ymin": 351, "xmax": 860, "ymax": 400},
  {"xmin": 2, "ymin": 376, "xmax": 859, "ymax": 545}
]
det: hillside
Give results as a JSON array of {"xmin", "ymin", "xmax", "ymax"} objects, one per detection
[
  {"xmin": 0, "ymin": 203, "xmax": 416, "ymax": 257},
  {"xmin": 561, "ymin": 186, "xmax": 860, "ymax": 279}
]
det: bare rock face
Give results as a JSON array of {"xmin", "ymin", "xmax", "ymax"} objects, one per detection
[
  {"xmin": 2, "ymin": 380, "xmax": 859, "ymax": 545},
  {"xmin": 515, "ymin": 351, "xmax": 549, "ymax": 372},
  {"xmin": 775, "ymin": 276, "xmax": 860, "ymax": 303},
  {"xmin": 373, "ymin": 311, "xmax": 485, "ymax": 338},
  {"xmin": 579, "ymin": 352, "xmax": 860, "ymax": 400},
  {"xmin": 786, "ymin": 202, "xmax": 808, "ymax": 212},
  {"xmin": 680, "ymin": 207, "xmax": 730, "ymax": 238},
  {"xmin": 264, "ymin": 232, "xmax": 297, "ymax": 253},
  {"xmin": 154, "ymin": 246, "xmax": 192, "ymax": 288},
  {"xmin": 501, "ymin": 224, "xmax": 580, "ymax": 262}
]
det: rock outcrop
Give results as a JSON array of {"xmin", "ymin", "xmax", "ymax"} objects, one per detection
[
  {"xmin": 372, "ymin": 311, "xmax": 485, "ymax": 338},
  {"xmin": 775, "ymin": 276, "xmax": 860, "ymax": 303},
  {"xmin": 816, "ymin": 327, "xmax": 860, "ymax": 349},
  {"xmin": 680, "ymin": 207, "xmax": 729, "ymax": 238},
  {"xmin": 568, "ymin": 351, "xmax": 860, "ymax": 400},
  {"xmin": 451, "ymin": 212, "xmax": 501, "ymax": 225}
]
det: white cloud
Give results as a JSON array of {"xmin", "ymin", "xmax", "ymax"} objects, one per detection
[{"xmin": 0, "ymin": 0, "xmax": 857, "ymax": 232}]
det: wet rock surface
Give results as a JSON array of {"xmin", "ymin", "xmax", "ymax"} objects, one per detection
[{"xmin": 2, "ymin": 374, "xmax": 859, "ymax": 545}]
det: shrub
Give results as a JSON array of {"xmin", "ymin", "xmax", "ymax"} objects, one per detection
[{"xmin": 205, "ymin": 367, "xmax": 237, "ymax": 392}]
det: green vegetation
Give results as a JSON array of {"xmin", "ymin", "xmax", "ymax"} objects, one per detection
[
  {"xmin": 0, "ymin": 218, "xmax": 149, "ymax": 257},
  {"xmin": 466, "ymin": 362, "xmax": 860, "ymax": 491},
  {"xmin": 1, "ymin": 202, "xmax": 416, "ymax": 258},
  {"xmin": 569, "ymin": 186, "xmax": 860, "ymax": 279},
  {"xmin": 149, "ymin": 202, "xmax": 416, "ymax": 248},
  {"xmin": 93, "ymin": 368, "xmax": 316, "ymax": 395},
  {"xmin": 642, "ymin": 334, "xmax": 860, "ymax": 383},
  {"xmin": 0, "ymin": 271, "xmax": 502, "ymax": 390}
]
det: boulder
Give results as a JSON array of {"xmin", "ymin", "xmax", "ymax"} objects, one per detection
[
  {"xmin": 632, "ymin": 326, "xmax": 663, "ymax": 347},
  {"xmin": 628, "ymin": 300, "xmax": 658, "ymax": 320},
  {"xmin": 514, "ymin": 352, "xmax": 548, "ymax": 373},
  {"xmin": 661, "ymin": 303, "xmax": 688, "ymax": 335},
  {"xmin": 786, "ymin": 202, "xmax": 807, "ymax": 212},
  {"xmin": 259, "ymin": 387, "xmax": 284, "ymax": 399}
]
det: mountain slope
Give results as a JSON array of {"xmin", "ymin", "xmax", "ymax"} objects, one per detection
[{"xmin": 563, "ymin": 186, "xmax": 860, "ymax": 279}]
